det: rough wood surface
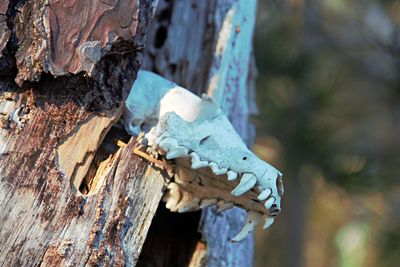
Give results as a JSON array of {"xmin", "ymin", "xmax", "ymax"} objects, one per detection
[
  {"xmin": 0, "ymin": 0, "xmax": 11, "ymax": 73},
  {"xmin": 14, "ymin": 0, "xmax": 151, "ymax": 86},
  {"xmin": 0, "ymin": 0, "xmax": 157, "ymax": 265},
  {"xmin": 141, "ymin": 1, "xmax": 258, "ymax": 266},
  {"xmin": 0, "ymin": 134, "xmax": 164, "ymax": 266},
  {"xmin": 0, "ymin": 1, "xmax": 9, "ymax": 59}
]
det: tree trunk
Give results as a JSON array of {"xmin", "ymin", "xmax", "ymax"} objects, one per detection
[
  {"xmin": 140, "ymin": 1, "xmax": 258, "ymax": 266},
  {"xmin": 0, "ymin": 1, "xmax": 157, "ymax": 265},
  {"xmin": 0, "ymin": 0, "xmax": 259, "ymax": 266}
]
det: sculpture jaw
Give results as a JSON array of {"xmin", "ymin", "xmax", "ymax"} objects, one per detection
[{"xmin": 123, "ymin": 70, "xmax": 284, "ymax": 242}]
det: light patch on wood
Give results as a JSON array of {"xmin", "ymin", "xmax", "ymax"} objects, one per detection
[
  {"xmin": 206, "ymin": 1, "xmax": 256, "ymax": 116},
  {"xmin": 189, "ymin": 241, "xmax": 208, "ymax": 267},
  {"xmin": 84, "ymin": 153, "xmax": 117, "ymax": 196},
  {"xmin": 0, "ymin": 96, "xmax": 18, "ymax": 174},
  {"xmin": 56, "ymin": 110, "xmax": 121, "ymax": 194},
  {"xmin": 121, "ymin": 165, "xmax": 166, "ymax": 263}
]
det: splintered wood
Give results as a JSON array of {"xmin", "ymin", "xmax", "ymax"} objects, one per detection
[{"xmin": 0, "ymin": 1, "xmax": 158, "ymax": 265}]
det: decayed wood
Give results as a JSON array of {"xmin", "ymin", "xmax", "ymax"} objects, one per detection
[
  {"xmin": 0, "ymin": 0, "xmax": 158, "ymax": 265},
  {"xmin": 0, "ymin": 1, "xmax": 9, "ymax": 60},
  {"xmin": 56, "ymin": 112, "xmax": 121, "ymax": 193},
  {"xmin": 1, "ymin": 133, "xmax": 164, "ymax": 266},
  {"xmin": 141, "ymin": 1, "xmax": 258, "ymax": 266},
  {"xmin": 0, "ymin": 0, "xmax": 14, "ymax": 76}
]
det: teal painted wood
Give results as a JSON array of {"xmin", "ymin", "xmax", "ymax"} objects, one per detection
[{"xmin": 142, "ymin": 1, "xmax": 259, "ymax": 266}]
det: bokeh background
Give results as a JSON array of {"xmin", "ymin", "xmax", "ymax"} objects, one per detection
[{"xmin": 252, "ymin": 1, "xmax": 400, "ymax": 267}]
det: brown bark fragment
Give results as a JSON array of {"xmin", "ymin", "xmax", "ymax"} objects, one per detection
[
  {"xmin": 46, "ymin": 0, "xmax": 139, "ymax": 75},
  {"xmin": 14, "ymin": 0, "xmax": 151, "ymax": 86}
]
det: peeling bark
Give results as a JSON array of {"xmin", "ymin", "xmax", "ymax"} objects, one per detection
[
  {"xmin": 0, "ymin": 0, "xmax": 156, "ymax": 265},
  {"xmin": 14, "ymin": 0, "xmax": 146, "ymax": 85}
]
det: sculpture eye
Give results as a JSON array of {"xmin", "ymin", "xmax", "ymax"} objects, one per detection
[
  {"xmin": 130, "ymin": 119, "xmax": 143, "ymax": 128},
  {"xmin": 242, "ymin": 157, "xmax": 247, "ymax": 161},
  {"xmin": 199, "ymin": 135, "xmax": 210, "ymax": 146},
  {"xmin": 140, "ymin": 121, "xmax": 152, "ymax": 132}
]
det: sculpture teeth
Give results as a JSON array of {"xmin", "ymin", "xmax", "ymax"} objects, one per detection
[
  {"xmin": 217, "ymin": 200, "xmax": 234, "ymax": 212},
  {"xmin": 178, "ymin": 202, "xmax": 200, "ymax": 213},
  {"xmin": 164, "ymin": 191, "xmax": 179, "ymax": 211},
  {"xmin": 159, "ymin": 137, "xmax": 179, "ymax": 152},
  {"xmin": 209, "ymin": 162, "xmax": 228, "ymax": 175},
  {"xmin": 277, "ymin": 175, "xmax": 284, "ymax": 196},
  {"xmin": 164, "ymin": 183, "xmax": 181, "ymax": 211},
  {"xmin": 257, "ymin": 188, "xmax": 272, "ymax": 201},
  {"xmin": 264, "ymin": 196, "xmax": 275, "ymax": 210},
  {"xmin": 192, "ymin": 161, "xmax": 209, "ymax": 169},
  {"xmin": 231, "ymin": 173, "xmax": 257, "ymax": 197},
  {"xmin": 231, "ymin": 211, "xmax": 262, "ymax": 242},
  {"xmin": 200, "ymin": 199, "xmax": 218, "ymax": 209},
  {"xmin": 166, "ymin": 146, "xmax": 189, "ymax": 159},
  {"xmin": 165, "ymin": 196, "xmax": 178, "ymax": 211},
  {"xmin": 227, "ymin": 170, "xmax": 238, "ymax": 181},
  {"xmin": 263, "ymin": 216, "xmax": 275, "ymax": 229},
  {"xmin": 154, "ymin": 132, "xmax": 167, "ymax": 145},
  {"xmin": 190, "ymin": 152, "xmax": 209, "ymax": 169},
  {"xmin": 270, "ymin": 207, "xmax": 281, "ymax": 216},
  {"xmin": 124, "ymin": 70, "xmax": 285, "ymax": 227}
]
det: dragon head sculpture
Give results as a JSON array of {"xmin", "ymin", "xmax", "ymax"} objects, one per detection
[{"xmin": 123, "ymin": 70, "xmax": 284, "ymax": 242}]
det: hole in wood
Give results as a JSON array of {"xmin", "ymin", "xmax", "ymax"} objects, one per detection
[
  {"xmin": 154, "ymin": 26, "xmax": 167, "ymax": 48},
  {"xmin": 157, "ymin": 8, "xmax": 171, "ymax": 22},
  {"xmin": 169, "ymin": 63, "xmax": 177, "ymax": 74},
  {"xmin": 79, "ymin": 124, "xmax": 130, "ymax": 195},
  {"xmin": 136, "ymin": 204, "xmax": 202, "ymax": 267}
]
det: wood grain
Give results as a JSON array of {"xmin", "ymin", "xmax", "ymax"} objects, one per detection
[
  {"xmin": 0, "ymin": 0, "xmax": 157, "ymax": 265},
  {"xmin": 0, "ymin": 0, "xmax": 10, "ymax": 69},
  {"xmin": 0, "ymin": 134, "xmax": 164, "ymax": 265}
]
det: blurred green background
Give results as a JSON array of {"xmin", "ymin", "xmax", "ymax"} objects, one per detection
[{"xmin": 253, "ymin": 1, "xmax": 400, "ymax": 267}]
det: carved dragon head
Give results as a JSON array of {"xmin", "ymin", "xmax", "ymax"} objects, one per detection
[{"xmin": 123, "ymin": 70, "xmax": 284, "ymax": 242}]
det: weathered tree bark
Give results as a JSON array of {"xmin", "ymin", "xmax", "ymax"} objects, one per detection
[
  {"xmin": 0, "ymin": 1, "xmax": 158, "ymax": 265},
  {"xmin": 0, "ymin": 0, "xmax": 259, "ymax": 266}
]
